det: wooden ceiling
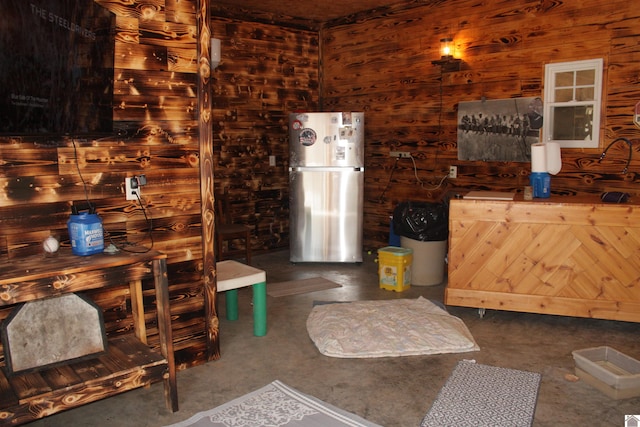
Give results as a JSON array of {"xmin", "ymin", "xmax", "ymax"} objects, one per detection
[{"xmin": 212, "ymin": 0, "xmax": 425, "ymax": 29}]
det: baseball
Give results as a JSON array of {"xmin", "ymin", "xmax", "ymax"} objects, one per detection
[{"xmin": 43, "ymin": 236, "xmax": 60, "ymax": 253}]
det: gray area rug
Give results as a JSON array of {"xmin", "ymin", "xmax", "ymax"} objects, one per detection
[
  {"xmin": 421, "ymin": 360, "xmax": 541, "ymax": 427},
  {"xmin": 164, "ymin": 380, "xmax": 381, "ymax": 427},
  {"xmin": 267, "ymin": 277, "xmax": 341, "ymax": 297}
]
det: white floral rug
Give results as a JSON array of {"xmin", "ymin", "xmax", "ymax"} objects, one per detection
[
  {"xmin": 306, "ymin": 297, "xmax": 479, "ymax": 358},
  {"xmin": 164, "ymin": 380, "xmax": 381, "ymax": 427}
]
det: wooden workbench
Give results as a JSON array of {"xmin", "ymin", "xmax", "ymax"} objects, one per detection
[
  {"xmin": 445, "ymin": 196, "xmax": 640, "ymax": 322},
  {"xmin": 0, "ymin": 249, "xmax": 178, "ymax": 425}
]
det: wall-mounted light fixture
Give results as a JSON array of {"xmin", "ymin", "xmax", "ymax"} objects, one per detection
[
  {"xmin": 431, "ymin": 37, "xmax": 462, "ymax": 72},
  {"xmin": 211, "ymin": 38, "xmax": 221, "ymax": 69}
]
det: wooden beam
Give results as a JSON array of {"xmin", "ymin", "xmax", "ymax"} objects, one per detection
[{"xmin": 198, "ymin": 0, "xmax": 220, "ymax": 361}]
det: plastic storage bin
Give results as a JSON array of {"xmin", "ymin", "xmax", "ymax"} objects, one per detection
[
  {"xmin": 572, "ymin": 346, "xmax": 640, "ymax": 399},
  {"xmin": 378, "ymin": 246, "xmax": 412, "ymax": 292}
]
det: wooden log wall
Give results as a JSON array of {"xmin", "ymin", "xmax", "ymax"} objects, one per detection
[
  {"xmin": 0, "ymin": 0, "xmax": 212, "ymax": 370},
  {"xmin": 320, "ymin": 0, "xmax": 640, "ymax": 251}
]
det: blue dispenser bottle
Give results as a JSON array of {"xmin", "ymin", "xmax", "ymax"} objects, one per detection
[
  {"xmin": 67, "ymin": 206, "xmax": 104, "ymax": 256},
  {"xmin": 529, "ymin": 172, "xmax": 551, "ymax": 198}
]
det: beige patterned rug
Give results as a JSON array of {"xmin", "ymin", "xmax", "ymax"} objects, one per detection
[{"xmin": 307, "ymin": 297, "xmax": 479, "ymax": 358}]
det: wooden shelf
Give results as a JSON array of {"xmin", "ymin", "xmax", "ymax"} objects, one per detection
[
  {"xmin": 0, "ymin": 335, "xmax": 167, "ymax": 424},
  {"xmin": 0, "ymin": 249, "xmax": 178, "ymax": 425}
]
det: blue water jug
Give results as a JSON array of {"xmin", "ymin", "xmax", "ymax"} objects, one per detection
[
  {"xmin": 530, "ymin": 172, "xmax": 551, "ymax": 198},
  {"xmin": 67, "ymin": 212, "xmax": 104, "ymax": 256}
]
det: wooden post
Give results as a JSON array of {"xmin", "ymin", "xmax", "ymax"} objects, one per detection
[
  {"xmin": 197, "ymin": 0, "xmax": 220, "ymax": 361},
  {"xmin": 129, "ymin": 279, "xmax": 147, "ymax": 344}
]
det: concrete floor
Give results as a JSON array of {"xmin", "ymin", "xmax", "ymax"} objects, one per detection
[{"xmin": 30, "ymin": 249, "xmax": 640, "ymax": 426}]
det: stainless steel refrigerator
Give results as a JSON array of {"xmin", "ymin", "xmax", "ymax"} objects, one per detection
[{"xmin": 289, "ymin": 112, "xmax": 365, "ymax": 263}]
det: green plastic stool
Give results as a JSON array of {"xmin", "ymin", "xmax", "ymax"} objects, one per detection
[{"xmin": 216, "ymin": 260, "xmax": 267, "ymax": 336}]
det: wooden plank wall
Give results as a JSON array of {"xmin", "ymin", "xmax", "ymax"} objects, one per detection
[
  {"xmin": 211, "ymin": 0, "xmax": 640, "ymax": 255},
  {"xmin": 321, "ymin": 0, "xmax": 640, "ymax": 251},
  {"xmin": 209, "ymin": 16, "xmax": 319, "ymax": 252},
  {"xmin": 1, "ymin": 0, "xmax": 639, "ymax": 371},
  {"xmin": 0, "ymin": 0, "xmax": 211, "ymax": 370}
]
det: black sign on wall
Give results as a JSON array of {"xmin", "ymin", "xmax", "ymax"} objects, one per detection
[{"xmin": 0, "ymin": 0, "xmax": 115, "ymax": 136}]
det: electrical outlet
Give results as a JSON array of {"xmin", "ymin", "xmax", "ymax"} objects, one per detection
[
  {"xmin": 125, "ymin": 175, "xmax": 146, "ymax": 200},
  {"xmin": 390, "ymin": 151, "xmax": 411, "ymax": 158},
  {"xmin": 269, "ymin": 155, "xmax": 276, "ymax": 166},
  {"xmin": 125, "ymin": 177, "xmax": 140, "ymax": 200},
  {"xmin": 448, "ymin": 165, "xmax": 458, "ymax": 179}
]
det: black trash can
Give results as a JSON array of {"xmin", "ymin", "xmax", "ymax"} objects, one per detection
[{"xmin": 393, "ymin": 201, "xmax": 448, "ymax": 286}]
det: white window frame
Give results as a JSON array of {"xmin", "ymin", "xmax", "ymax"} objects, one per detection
[{"xmin": 543, "ymin": 58, "xmax": 604, "ymax": 148}]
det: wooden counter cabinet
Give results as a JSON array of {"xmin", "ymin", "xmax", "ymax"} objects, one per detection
[
  {"xmin": 0, "ymin": 249, "xmax": 178, "ymax": 425},
  {"xmin": 445, "ymin": 197, "xmax": 640, "ymax": 322}
]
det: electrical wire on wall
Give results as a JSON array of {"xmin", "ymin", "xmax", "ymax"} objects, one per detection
[
  {"xmin": 409, "ymin": 66, "xmax": 449, "ymax": 192},
  {"xmin": 420, "ymin": 65, "xmax": 448, "ymax": 187},
  {"xmin": 72, "ymin": 140, "xmax": 96, "ymax": 215},
  {"xmin": 437, "ymin": 66, "xmax": 445, "ymax": 150},
  {"xmin": 72, "ymin": 139, "xmax": 154, "ymax": 253},
  {"xmin": 598, "ymin": 137, "xmax": 633, "ymax": 174},
  {"xmin": 119, "ymin": 189, "xmax": 154, "ymax": 253},
  {"xmin": 409, "ymin": 154, "xmax": 449, "ymax": 191},
  {"xmin": 379, "ymin": 66, "xmax": 453, "ymax": 201},
  {"xmin": 378, "ymin": 153, "xmax": 449, "ymax": 203},
  {"xmin": 378, "ymin": 157, "xmax": 400, "ymax": 203}
]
